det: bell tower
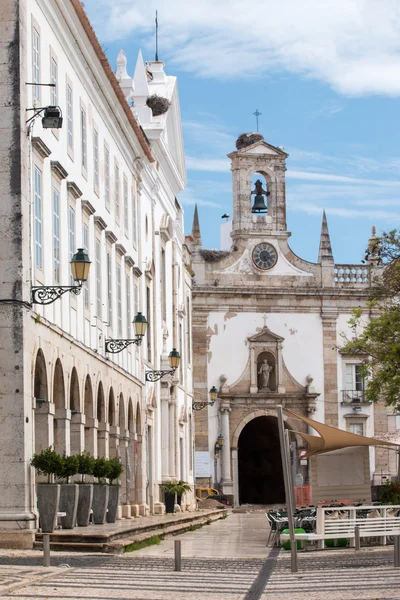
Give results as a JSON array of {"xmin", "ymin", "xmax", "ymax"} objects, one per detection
[{"xmin": 228, "ymin": 133, "xmax": 289, "ymax": 243}]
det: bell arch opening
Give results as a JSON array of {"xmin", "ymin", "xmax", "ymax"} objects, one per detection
[
  {"xmin": 238, "ymin": 415, "xmax": 284, "ymax": 505},
  {"xmin": 250, "ymin": 173, "xmax": 269, "ymax": 214}
]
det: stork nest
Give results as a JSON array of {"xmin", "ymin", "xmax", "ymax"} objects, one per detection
[
  {"xmin": 236, "ymin": 132, "xmax": 264, "ymax": 150},
  {"xmin": 146, "ymin": 95, "xmax": 171, "ymax": 116},
  {"xmin": 200, "ymin": 249, "xmax": 230, "ymax": 262}
]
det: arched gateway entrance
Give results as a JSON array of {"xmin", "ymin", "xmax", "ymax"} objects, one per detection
[{"xmin": 238, "ymin": 416, "xmax": 284, "ymax": 504}]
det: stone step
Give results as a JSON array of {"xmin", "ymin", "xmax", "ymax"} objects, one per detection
[{"xmin": 34, "ymin": 509, "xmax": 227, "ymax": 552}]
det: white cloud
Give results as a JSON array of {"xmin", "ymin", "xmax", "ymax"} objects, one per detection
[
  {"xmin": 85, "ymin": 0, "xmax": 400, "ymax": 96},
  {"xmin": 185, "ymin": 156, "xmax": 230, "ymax": 172},
  {"xmin": 287, "ymin": 170, "xmax": 400, "ymax": 186},
  {"xmin": 292, "ymin": 202, "xmax": 400, "ymax": 220}
]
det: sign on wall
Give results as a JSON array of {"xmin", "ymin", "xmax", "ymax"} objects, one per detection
[{"xmin": 195, "ymin": 451, "xmax": 211, "ymax": 477}]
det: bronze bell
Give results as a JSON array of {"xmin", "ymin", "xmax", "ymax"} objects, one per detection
[
  {"xmin": 252, "ymin": 194, "xmax": 268, "ymax": 213},
  {"xmin": 251, "ymin": 179, "xmax": 269, "ymax": 213}
]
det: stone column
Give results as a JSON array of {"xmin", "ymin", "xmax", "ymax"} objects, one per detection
[
  {"xmin": 250, "ymin": 346, "xmax": 257, "ymax": 393},
  {"xmin": 54, "ymin": 409, "xmax": 71, "ymax": 455},
  {"xmin": 34, "ymin": 402, "xmax": 55, "ymax": 453},
  {"xmin": 84, "ymin": 417, "xmax": 98, "ymax": 457},
  {"xmin": 220, "ymin": 406, "xmax": 233, "ymax": 495},
  {"xmin": 168, "ymin": 401, "xmax": 176, "ymax": 478},
  {"xmin": 321, "ymin": 312, "xmax": 338, "ymax": 427},
  {"xmin": 70, "ymin": 412, "xmax": 85, "ymax": 455},
  {"xmin": 97, "ymin": 422, "xmax": 110, "ymax": 458},
  {"xmin": 160, "ymin": 383, "xmax": 170, "ymax": 479}
]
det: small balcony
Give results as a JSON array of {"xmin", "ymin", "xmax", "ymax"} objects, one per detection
[{"xmin": 341, "ymin": 390, "xmax": 371, "ymax": 406}]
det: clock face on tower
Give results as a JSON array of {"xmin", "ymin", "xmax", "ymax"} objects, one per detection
[{"xmin": 252, "ymin": 243, "xmax": 278, "ymax": 270}]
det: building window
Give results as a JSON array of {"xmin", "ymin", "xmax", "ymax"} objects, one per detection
[
  {"xmin": 81, "ymin": 107, "xmax": 87, "ymax": 169},
  {"xmin": 343, "ymin": 363, "xmax": 365, "ymax": 402},
  {"xmin": 117, "ymin": 264, "xmax": 122, "ymax": 336},
  {"xmin": 66, "ymin": 84, "xmax": 73, "ymax": 151},
  {"xmin": 132, "ymin": 192, "xmax": 137, "ymax": 246},
  {"xmin": 187, "ymin": 297, "xmax": 191, "ymax": 364},
  {"xmin": 179, "ymin": 322, "xmax": 183, "ymax": 384},
  {"xmin": 50, "ymin": 56, "xmax": 57, "ymax": 106},
  {"xmin": 69, "ymin": 206, "xmax": 75, "ymax": 283},
  {"xmin": 349, "ymin": 422, "xmax": 364, "ymax": 436},
  {"xmin": 115, "ymin": 164, "xmax": 120, "ymax": 223},
  {"xmin": 32, "ymin": 27, "xmax": 40, "ymax": 103},
  {"xmin": 146, "ymin": 286, "xmax": 151, "ymax": 362},
  {"xmin": 82, "ymin": 224, "xmax": 89, "ymax": 308},
  {"xmin": 123, "ymin": 176, "xmax": 128, "ymax": 236},
  {"xmin": 107, "ymin": 251, "xmax": 112, "ymax": 326},
  {"xmin": 96, "ymin": 238, "xmax": 102, "ymax": 320},
  {"xmin": 104, "ymin": 146, "xmax": 110, "ymax": 209},
  {"xmin": 34, "ymin": 166, "xmax": 42, "ymax": 270},
  {"xmin": 93, "ymin": 128, "xmax": 99, "ymax": 191},
  {"xmin": 53, "ymin": 189, "xmax": 60, "ymax": 284},
  {"xmin": 161, "ymin": 248, "xmax": 166, "ymax": 321},
  {"xmin": 126, "ymin": 274, "xmax": 131, "ymax": 337}
]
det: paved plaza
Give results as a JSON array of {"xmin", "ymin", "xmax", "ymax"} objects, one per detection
[{"xmin": 0, "ymin": 514, "xmax": 399, "ymax": 599}]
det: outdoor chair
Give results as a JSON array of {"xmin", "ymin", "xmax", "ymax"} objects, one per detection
[{"xmin": 266, "ymin": 510, "xmax": 288, "ymax": 547}]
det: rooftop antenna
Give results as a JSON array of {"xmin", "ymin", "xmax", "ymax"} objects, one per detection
[
  {"xmin": 155, "ymin": 10, "xmax": 159, "ymax": 61},
  {"xmin": 253, "ymin": 109, "xmax": 261, "ymax": 133}
]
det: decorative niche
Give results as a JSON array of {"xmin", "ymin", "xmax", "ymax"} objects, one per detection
[{"xmin": 248, "ymin": 327, "xmax": 285, "ymax": 394}]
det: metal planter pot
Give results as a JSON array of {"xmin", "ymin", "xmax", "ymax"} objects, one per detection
[
  {"xmin": 106, "ymin": 485, "xmax": 121, "ymax": 523},
  {"xmin": 59, "ymin": 483, "xmax": 79, "ymax": 529},
  {"xmin": 165, "ymin": 493, "xmax": 175, "ymax": 514},
  {"xmin": 92, "ymin": 485, "xmax": 109, "ymax": 524},
  {"xmin": 37, "ymin": 483, "xmax": 60, "ymax": 533},
  {"xmin": 76, "ymin": 484, "xmax": 93, "ymax": 527}
]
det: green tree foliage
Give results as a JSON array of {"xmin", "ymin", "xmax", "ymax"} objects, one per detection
[
  {"xmin": 341, "ymin": 229, "xmax": 400, "ymax": 409},
  {"xmin": 59, "ymin": 454, "xmax": 79, "ymax": 483},
  {"xmin": 76, "ymin": 452, "xmax": 95, "ymax": 483},
  {"xmin": 107, "ymin": 457, "xmax": 123, "ymax": 485},
  {"xmin": 92, "ymin": 457, "xmax": 110, "ymax": 484},
  {"xmin": 31, "ymin": 447, "xmax": 64, "ymax": 483}
]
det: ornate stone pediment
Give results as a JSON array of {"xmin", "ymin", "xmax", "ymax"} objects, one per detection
[{"xmin": 247, "ymin": 326, "xmax": 284, "ymax": 344}]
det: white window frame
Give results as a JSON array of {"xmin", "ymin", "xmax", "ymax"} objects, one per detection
[
  {"xmin": 117, "ymin": 262, "xmax": 122, "ymax": 336},
  {"xmin": 80, "ymin": 103, "xmax": 87, "ymax": 172},
  {"xmin": 95, "ymin": 237, "xmax": 102, "ymax": 321},
  {"xmin": 69, "ymin": 205, "xmax": 76, "ymax": 284},
  {"xmin": 66, "ymin": 80, "xmax": 73, "ymax": 157},
  {"xmin": 34, "ymin": 166, "xmax": 42, "ymax": 270},
  {"xmin": 53, "ymin": 187, "xmax": 60, "ymax": 284},
  {"xmin": 114, "ymin": 163, "xmax": 120, "ymax": 223},
  {"xmin": 107, "ymin": 251, "xmax": 112, "ymax": 327},
  {"xmin": 123, "ymin": 175, "xmax": 129, "ymax": 236},
  {"xmin": 93, "ymin": 126, "xmax": 99, "ymax": 194},
  {"xmin": 104, "ymin": 144, "xmax": 110, "ymax": 210},
  {"xmin": 32, "ymin": 25, "xmax": 41, "ymax": 103},
  {"xmin": 50, "ymin": 53, "xmax": 57, "ymax": 106},
  {"xmin": 82, "ymin": 223, "xmax": 90, "ymax": 309},
  {"xmin": 126, "ymin": 271, "xmax": 131, "ymax": 338}
]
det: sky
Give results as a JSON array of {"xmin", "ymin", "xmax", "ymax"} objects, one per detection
[{"xmin": 84, "ymin": 0, "xmax": 400, "ymax": 264}]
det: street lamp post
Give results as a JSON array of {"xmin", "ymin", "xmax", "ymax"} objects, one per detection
[
  {"xmin": 31, "ymin": 248, "xmax": 91, "ymax": 305},
  {"xmin": 192, "ymin": 386, "xmax": 219, "ymax": 411},
  {"xmin": 105, "ymin": 312, "xmax": 148, "ymax": 353},
  {"xmin": 145, "ymin": 349, "xmax": 181, "ymax": 382}
]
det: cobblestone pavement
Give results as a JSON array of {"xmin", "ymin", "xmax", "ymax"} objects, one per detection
[{"xmin": 0, "ymin": 516, "xmax": 400, "ymax": 599}]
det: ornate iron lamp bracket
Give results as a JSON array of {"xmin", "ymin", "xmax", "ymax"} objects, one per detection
[
  {"xmin": 145, "ymin": 368, "xmax": 177, "ymax": 382},
  {"xmin": 192, "ymin": 401, "xmax": 216, "ymax": 411},
  {"xmin": 105, "ymin": 338, "xmax": 143, "ymax": 354},
  {"xmin": 31, "ymin": 284, "xmax": 82, "ymax": 305}
]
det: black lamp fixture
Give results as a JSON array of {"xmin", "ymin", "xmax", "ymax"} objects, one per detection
[
  {"xmin": 145, "ymin": 348, "xmax": 181, "ymax": 382},
  {"xmin": 105, "ymin": 312, "xmax": 148, "ymax": 353},
  {"xmin": 31, "ymin": 248, "xmax": 91, "ymax": 305},
  {"xmin": 26, "ymin": 105, "xmax": 63, "ymax": 129},
  {"xmin": 215, "ymin": 433, "xmax": 224, "ymax": 451},
  {"xmin": 192, "ymin": 386, "xmax": 219, "ymax": 411}
]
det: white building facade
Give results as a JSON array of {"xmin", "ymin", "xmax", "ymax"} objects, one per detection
[
  {"xmin": 0, "ymin": 0, "xmax": 194, "ymax": 547},
  {"xmin": 190, "ymin": 135, "xmax": 397, "ymax": 506}
]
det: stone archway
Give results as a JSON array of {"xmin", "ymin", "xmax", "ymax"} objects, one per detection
[
  {"xmin": 84, "ymin": 375, "xmax": 96, "ymax": 455},
  {"xmin": 69, "ymin": 367, "xmax": 82, "ymax": 454},
  {"xmin": 53, "ymin": 358, "xmax": 67, "ymax": 454},
  {"xmin": 238, "ymin": 415, "xmax": 284, "ymax": 505},
  {"xmin": 33, "ymin": 349, "xmax": 50, "ymax": 453}
]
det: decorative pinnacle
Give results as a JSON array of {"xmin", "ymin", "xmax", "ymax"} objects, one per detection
[
  {"xmin": 192, "ymin": 204, "xmax": 202, "ymax": 246},
  {"xmin": 318, "ymin": 210, "xmax": 334, "ymax": 264}
]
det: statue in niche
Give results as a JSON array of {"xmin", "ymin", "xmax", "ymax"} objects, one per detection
[{"xmin": 258, "ymin": 359, "xmax": 273, "ymax": 391}]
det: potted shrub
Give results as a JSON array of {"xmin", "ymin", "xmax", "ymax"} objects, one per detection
[
  {"xmin": 160, "ymin": 481, "xmax": 181, "ymax": 514},
  {"xmin": 106, "ymin": 457, "xmax": 124, "ymax": 523},
  {"xmin": 31, "ymin": 447, "xmax": 63, "ymax": 533},
  {"xmin": 58, "ymin": 454, "xmax": 79, "ymax": 529},
  {"xmin": 76, "ymin": 452, "xmax": 95, "ymax": 527},
  {"xmin": 379, "ymin": 481, "xmax": 400, "ymax": 505},
  {"xmin": 175, "ymin": 481, "xmax": 192, "ymax": 507},
  {"xmin": 92, "ymin": 457, "xmax": 110, "ymax": 524}
]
